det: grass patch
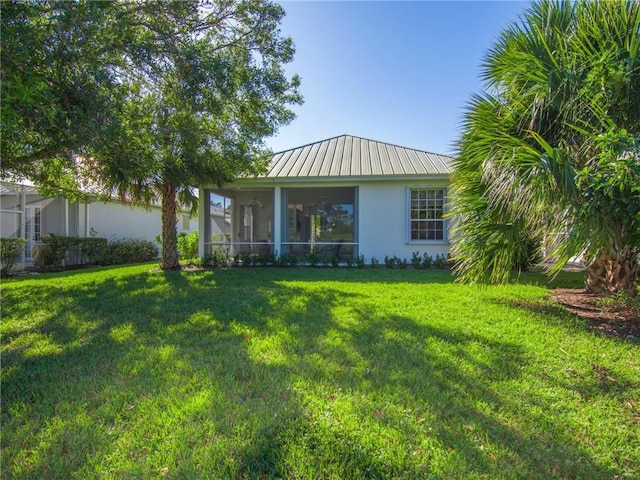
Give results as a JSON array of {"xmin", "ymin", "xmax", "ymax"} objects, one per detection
[{"xmin": 2, "ymin": 265, "xmax": 638, "ymax": 479}]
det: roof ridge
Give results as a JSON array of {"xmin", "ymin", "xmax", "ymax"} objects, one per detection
[{"xmin": 273, "ymin": 134, "xmax": 452, "ymax": 159}]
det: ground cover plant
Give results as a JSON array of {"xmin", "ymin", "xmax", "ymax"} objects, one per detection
[{"xmin": 1, "ymin": 265, "xmax": 638, "ymax": 479}]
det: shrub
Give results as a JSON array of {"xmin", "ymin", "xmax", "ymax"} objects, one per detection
[
  {"xmin": 330, "ymin": 255, "xmax": 340, "ymax": 268},
  {"xmin": 370, "ymin": 256, "xmax": 379, "ymax": 268},
  {"xmin": 40, "ymin": 235, "xmax": 79, "ymax": 267},
  {"xmin": 356, "ymin": 254, "xmax": 366, "ymax": 269},
  {"xmin": 276, "ymin": 252, "xmax": 298, "ymax": 267},
  {"xmin": 385, "ymin": 255, "xmax": 401, "ymax": 269},
  {"xmin": 203, "ymin": 248, "xmax": 230, "ymax": 267},
  {"xmin": 0, "ymin": 237, "xmax": 26, "ymax": 276},
  {"xmin": 101, "ymin": 238, "xmax": 159, "ymax": 265},
  {"xmin": 78, "ymin": 237, "xmax": 108, "ymax": 265},
  {"xmin": 235, "ymin": 251, "xmax": 251, "ymax": 267},
  {"xmin": 308, "ymin": 250, "xmax": 320, "ymax": 267},
  {"xmin": 411, "ymin": 251, "xmax": 422, "ymax": 268},
  {"xmin": 421, "ymin": 252, "xmax": 433, "ymax": 269},
  {"xmin": 256, "ymin": 253, "xmax": 271, "ymax": 267},
  {"xmin": 177, "ymin": 231, "xmax": 199, "ymax": 260},
  {"xmin": 434, "ymin": 253, "xmax": 449, "ymax": 269}
]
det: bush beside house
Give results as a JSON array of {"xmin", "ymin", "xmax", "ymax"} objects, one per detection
[
  {"xmin": 2, "ymin": 235, "xmax": 159, "ymax": 274},
  {"xmin": 0, "ymin": 238, "xmax": 27, "ymax": 276}
]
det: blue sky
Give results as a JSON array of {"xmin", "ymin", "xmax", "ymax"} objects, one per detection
[{"xmin": 267, "ymin": 1, "xmax": 529, "ymax": 155}]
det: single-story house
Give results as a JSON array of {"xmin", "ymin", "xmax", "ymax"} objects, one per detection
[
  {"xmin": 198, "ymin": 134, "xmax": 453, "ymax": 263},
  {"xmin": 1, "ymin": 182, "xmax": 226, "ymax": 269}
]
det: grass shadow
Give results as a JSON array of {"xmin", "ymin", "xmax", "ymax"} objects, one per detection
[{"xmin": 1, "ymin": 266, "xmax": 634, "ymax": 479}]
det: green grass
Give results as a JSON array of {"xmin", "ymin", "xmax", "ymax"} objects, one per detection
[{"xmin": 1, "ymin": 265, "xmax": 638, "ymax": 479}]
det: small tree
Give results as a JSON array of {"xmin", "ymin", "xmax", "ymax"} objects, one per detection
[{"xmin": 94, "ymin": 1, "xmax": 302, "ymax": 269}]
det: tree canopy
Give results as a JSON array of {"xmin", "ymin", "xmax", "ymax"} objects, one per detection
[
  {"xmin": 1, "ymin": 1, "xmax": 130, "ymax": 197},
  {"xmin": 450, "ymin": 0, "xmax": 639, "ymax": 294},
  {"xmin": 1, "ymin": 1, "xmax": 302, "ymax": 268}
]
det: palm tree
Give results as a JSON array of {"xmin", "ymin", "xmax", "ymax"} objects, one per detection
[{"xmin": 450, "ymin": 0, "xmax": 640, "ymax": 295}]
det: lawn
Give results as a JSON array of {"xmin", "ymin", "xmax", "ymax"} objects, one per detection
[{"xmin": 1, "ymin": 264, "xmax": 638, "ymax": 479}]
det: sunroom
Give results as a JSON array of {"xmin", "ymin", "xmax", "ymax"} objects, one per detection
[{"xmin": 199, "ymin": 186, "xmax": 357, "ymax": 261}]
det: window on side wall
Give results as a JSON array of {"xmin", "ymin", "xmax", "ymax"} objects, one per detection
[{"xmin": 409, "ymin": 188, "xmax": 446, "ymax": 241}]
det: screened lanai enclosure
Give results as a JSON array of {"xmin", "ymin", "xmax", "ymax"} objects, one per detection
[{"xmin": 200, "ymin": 186, "xmax": 357, "ymax": 262}]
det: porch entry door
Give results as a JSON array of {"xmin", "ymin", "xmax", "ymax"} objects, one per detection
[{"xmin": 24, "ymin": 205, "xmax": 42, "ymax": 262}]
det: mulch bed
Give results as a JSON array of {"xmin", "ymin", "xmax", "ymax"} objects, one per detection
[{"xmin": 550, "ymin": 288, "xmax": 640, "ymax": 344}]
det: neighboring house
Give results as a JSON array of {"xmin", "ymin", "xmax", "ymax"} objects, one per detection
[
  {"xmin": 198, "ymin": 134, "xmax": 453, "ymax": 262},
  {"xmin": 0, "ymin": 182, "xmax": 219, "ymax": 269}
]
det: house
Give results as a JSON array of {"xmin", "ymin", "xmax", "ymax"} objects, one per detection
[
  {"xmin": 0, "ymin": 182, "xmax": 221, "ymax": 269},
  {"xmin": 198, "ymin": 134, "xmax": 453, "ymax": 263}
]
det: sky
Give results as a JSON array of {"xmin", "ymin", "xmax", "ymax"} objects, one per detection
[{"xmin": 266, "ymin": 0, "xmax": 529, "ymax": 156}]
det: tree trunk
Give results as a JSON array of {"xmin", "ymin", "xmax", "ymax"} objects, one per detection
[
  {"xmin": 586, "ymin": 245, "xmax": 638, "ymax": 297},
  {"xmin": 160, "ymin": 181, "xmax": 180, "ymax": 270}
]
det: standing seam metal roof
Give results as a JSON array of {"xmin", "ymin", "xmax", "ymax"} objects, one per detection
[{"xmin": 265, "ymin": 134, "xmax": 452, "ymax": 178}]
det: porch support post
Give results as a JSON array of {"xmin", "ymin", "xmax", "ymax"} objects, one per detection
[
  {"xmin": 19, "ymin": 184, "xmax": 26, "ymax": 267},
  {"xmin": 84, "ymin": 201, "xmax": 90, "ymax": 238},
  {"xmin": 63, "ymin": 197, "xmax": 69, "ymax": 236},
  {"xmin": 273, "ymin": 186, "xmax": 281, "ymax": 254},
  {"xmin": 198, "ymin": 187, "xmax": 210, "ymax": 258}
]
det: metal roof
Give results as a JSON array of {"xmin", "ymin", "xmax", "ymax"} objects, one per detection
[{"xmin": 265, "ymin": 134, "xmax": 452, "ymax": 179}]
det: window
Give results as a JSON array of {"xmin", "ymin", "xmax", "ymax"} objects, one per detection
[{"xmin": 409, "ymin": 188, "xmax": 446, "ymax": 241}]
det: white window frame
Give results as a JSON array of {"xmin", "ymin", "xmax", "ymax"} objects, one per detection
[{"xmin": 407, "ymin": 187, "xmax": 447, "ymax": 243}]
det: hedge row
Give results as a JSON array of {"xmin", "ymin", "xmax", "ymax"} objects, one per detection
[
  {"xmin": 0, "ymin": 235, "xmax": 159, "ymax": 274},
  {"xmin": 36, "ymin": 235, "xmax": 159, "ymax": 267}
]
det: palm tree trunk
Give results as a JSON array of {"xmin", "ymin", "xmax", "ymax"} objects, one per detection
[
  {"xmin": 586, "ymin": 245, "xmax": 638, "ymax": 297},
  {"xmin": 160, "ymin": 181, "xmax": 179, "ymax": 270},
  {"xmin": 586, "ymin": 253, "xmax": 608, "ymax": 294}
]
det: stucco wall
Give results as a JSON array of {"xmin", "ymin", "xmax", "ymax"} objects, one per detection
[
  {"xmin": 88, "ymin": 201, "xmax": 197, "ymax": 243},
  {"xmin": 358, "ymin": 181, "xmax": 450, "ymax": 262}
]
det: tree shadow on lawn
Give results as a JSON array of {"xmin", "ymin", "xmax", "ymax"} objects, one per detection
[
  {"xmin": 492, "ymin": 295, "xmax": 639, "ymax": 403},
  {"xmin": 1, "ymin": 268, "xmax": 623, "ymax": 479}
]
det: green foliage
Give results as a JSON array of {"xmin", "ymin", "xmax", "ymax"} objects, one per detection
[
  {"xmin": 356, "ymin": 254, "xmax": 366, "ymax": 269},
  {"xmin": 38, "ymin": 235, "xmax": 151, "ymax": 267},
  {"xmin": 100, "ymin": 239, "xmax": 159, "ymax": 265},
  {"xmin": 434, "ymin": 254, "xmax": 449, "ymax": 270},
  {"xmin": 370, "ymin": 256, "xmax": 379, "ymax": 268},
  {"xmin": 275, "ymin": 252, "xmax": 298, "ymax": 268},
  {"xmin": 451, "ymin": 0, "xmax": 640, "ymax": 293},
  {"xmin": 40, "ymin": 235, "xmax": 79, "ymax": 267},
  {"xmin": 421, "ymin": 252, "xmax": 433, "ymax": 269},
  {"xmin": 91, "ymin": 1, "xmax": 302, "ymax": 269},
  {"xmin": 203, "ymin": 248, "xmax": 231, "ymax": 268},
  {"xmin": 577, "ymin": 130, "xmax": 640, "ymax": 250},
  {"xmin": 177, "ymin": 231, "xmax": 199, "ymax": 261},
  {"xmin": 0, "ymin": 1, "xmax": 129, "ymax": 198},
  {"xmin": 1, "ymin": 1, "xmax": 302, "ymax": 269},
  {"xmin": 0, "ymin": 238, "xmax": 26, "ymax": 276},
  {"xmin": 78, "ymin": 238, "xmax": 109, "ymax": 265},
  {"xmin": 384, "ymin": 255, "xmax": 394, "ymax": 269},
  {"xmin": 307, "ymin": 250, "xmax": 320, "ymax": 268}
]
